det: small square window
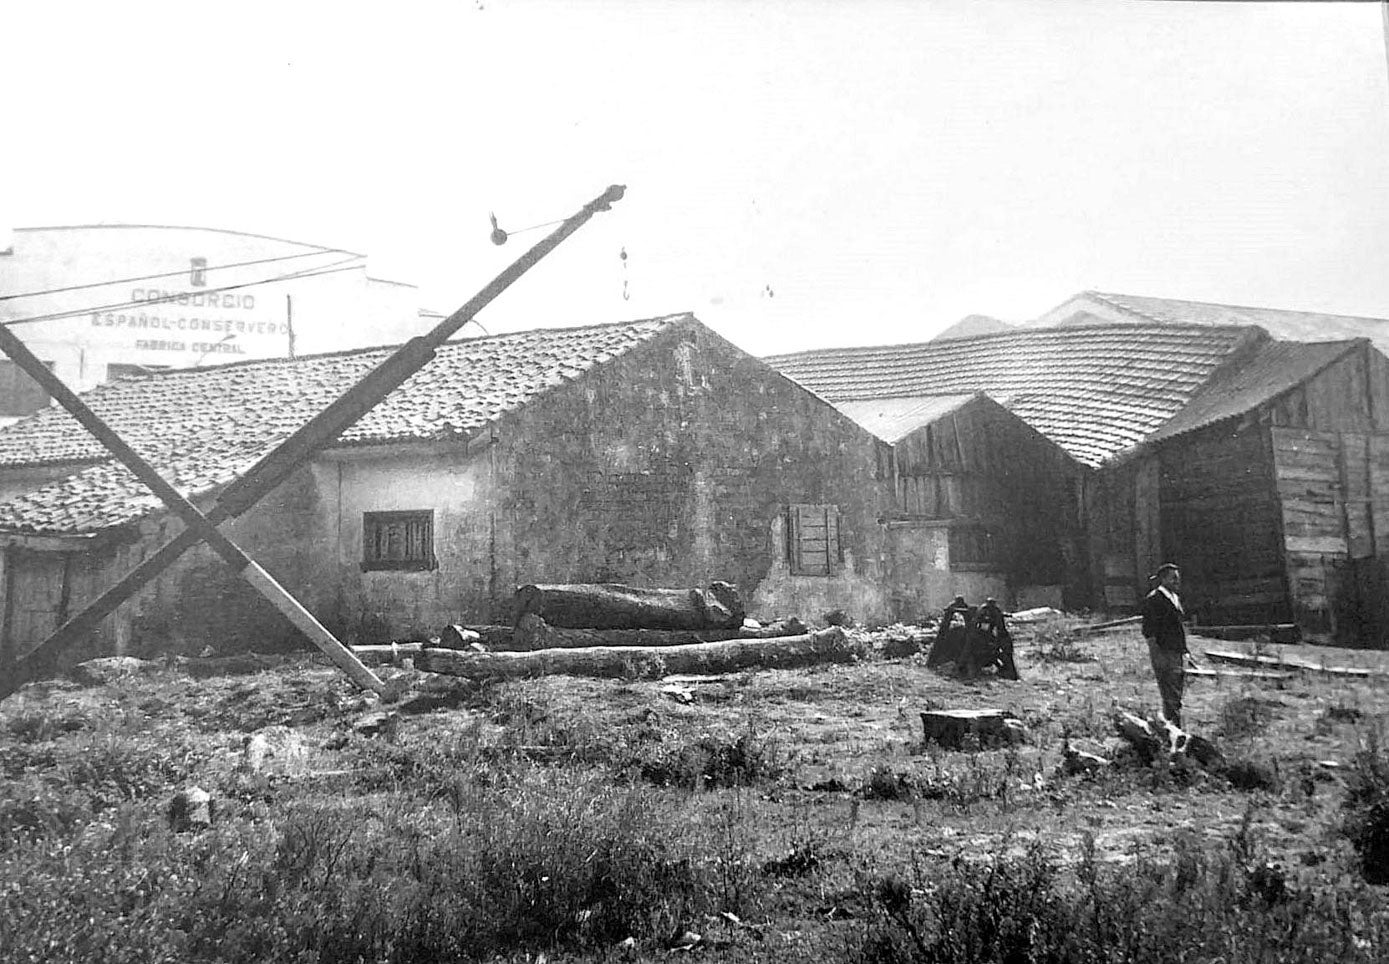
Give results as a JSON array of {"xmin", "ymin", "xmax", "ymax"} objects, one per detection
[
  {"xmin": 189, "ymin": 257, "xmax": 208, "ymax": 287},
  {"xmin": 363, "ymin": 510, "xmax": 436, "ymax": 572},
  {"xmin": 788, "ymin": 503, "xmax": 842, "ymax": 576}
]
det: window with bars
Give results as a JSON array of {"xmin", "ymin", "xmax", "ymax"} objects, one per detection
[
  {"xmin": 0, "ymin": 359, "xmax": 52, "ymax": 417},
  {"xmin": 362, "ymin": 510, "xmax": 436, "ymax": 571},
  {"xmin": 788, "ymin": 503, "xmax": 842, "ymax": 576}
]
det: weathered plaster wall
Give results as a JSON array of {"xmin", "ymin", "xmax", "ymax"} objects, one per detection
[
  {"xmin": 1, "ymin": 319, "xmax": 897, "ymax": 662},
  {"xmin": 489, "ymin": 321, "xmax": 891, "ymax": 627},
  {"xmin": 324, "ymin": 447, "xmax": 495, "ymax": 638},
  {"xmin": 886, "ymin": 520, "xmax": 1009, "ymax": 622}
]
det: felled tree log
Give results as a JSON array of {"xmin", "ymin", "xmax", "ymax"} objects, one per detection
[
  {"xmin": 1203, "ymin": 649, "xmax": 1376, "ymax": 678},
  {"xmin": 433, "ymin": 616, "xmax": 808, "ymax": 653},
  {"xmin": 512, "ymin": 582, "xmax": 745, "ymax": 631},
  {"xmin": 919, "ymin": 709, "xmax": 1026, "ymax": 750},
  {"xmin": 1074, "ymin": 615, "xmax": 1142, "ymax": 635},
  {"xmin": 1113, "ymin": 711, "xmax": 1223, "ymax": 767},
  {"xmin": 508, "ymin": 614, "xmax": 744, "ymax": 651},
  {"xmin": 410, "ymin": 627, "xmax": 857, "ymax": 680}
]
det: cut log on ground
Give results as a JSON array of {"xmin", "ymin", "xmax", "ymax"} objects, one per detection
[
  {"xmin": 1203, "ymin": 649, "xmax": 1378, "ymax": 678},
  {"xmin": 512, "ymin": 582, "xmax": 745, "ymax": 630},
  {"xmin": 1074, "ymin": 615, "xmax": 1142, "ymax": 635},
  {"xmin": 407, "ymin": 627, "xmax": 858, "ymax": 680},
  {"xmin": 919, "ymin": 709, "xmax": 1026, "ymax": 750},
  {"xmin": 1186, "ymin": 667, "xmax": 1295, "ymax": 681},
  {"xmin": 435, "ymin": 617, "xmax": 807, "ymax": 652},
  {"xmin": 1192, "ymin": 624, "xmax": 1301, "ymax": 645},
  {"xmin": 510, "ymin": 614, "xmax": 747, "ymax": 651}
]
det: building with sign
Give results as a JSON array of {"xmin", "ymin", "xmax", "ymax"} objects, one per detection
[{"xmin": 0, "ymin": 224, "xmax": 438, "ymax": 423}]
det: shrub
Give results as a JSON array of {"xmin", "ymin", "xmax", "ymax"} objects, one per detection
[
  {"xmin": 1216, "ymin": 695, "xmax": 1279, "ymax": 741},
  {"xmin": 1030, "ymin": 629, "xmax": 1095, "ymax": 664},
  {"xmin": 639, "ymin": 725, "xmax": 784, "ymax": 789},
  {"xmin": 858, "ymin": 836, "xmax": 1388, "ymax": 963},
  {"xmin": 0, "ymin": 768, "xmax": 717, "ymax": 962},
  {"xmin": 861, "ymin": 766, "xmax": 915, "ymax": 801},
  {"xmin": 1225, "ymin": 755, "xmax": 1282, "ymax": 794},
  {"xmin": 1344, "ymin": 729, "xmax": 1389, "ymax": 885}
]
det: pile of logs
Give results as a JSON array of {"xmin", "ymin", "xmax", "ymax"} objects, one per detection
[{"xmin": 351, "ymin": 582, "xmax": 858, "ymax": 681}]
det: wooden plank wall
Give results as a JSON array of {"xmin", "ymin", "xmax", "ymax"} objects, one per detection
[
  {"xmin": 1267, "ymin": 346, "xmax": 1389, "ymax": 641},
  {"xmin": 1160, "ymin": 422, "xmax": 1289, "ymax": 625},
  {"xmin": 1272, "ymin": 427, "xmax": 1344, "ymax": 624},
  {"xmin": 1086, "ymin": 459, "xmax": 1138, "ymax": 610},
  {"xmin": 891, "ymin": 397, "xmax": 1087, "ymax": 603}
]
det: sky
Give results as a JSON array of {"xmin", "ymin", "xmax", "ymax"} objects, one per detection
[{"xmin": 4, "ymin": 0, "xmax": 1389, "ymax": 357}]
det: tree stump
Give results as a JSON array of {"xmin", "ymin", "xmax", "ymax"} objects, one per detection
[{"xmin": 919, "ymin": 709, "xmax": 1023, "ymax": 750}]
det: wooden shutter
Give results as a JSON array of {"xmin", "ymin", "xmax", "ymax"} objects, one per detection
[{"xmin": 790, "ymin": 504, "xmax": 841, "ymax": 576}]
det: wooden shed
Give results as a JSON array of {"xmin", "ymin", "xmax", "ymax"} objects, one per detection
[
  {"xmin": 1094, "ymin": 337, "xmax": 1389, "ymax": 641},
  {"xmin": 833, "ymin": 393, "xmax": 1085, "ymax": 621}
]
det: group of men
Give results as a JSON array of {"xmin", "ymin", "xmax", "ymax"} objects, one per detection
[{"xmin": 924, "ymin": 563, "xmax": 1191, "ymax": 729}]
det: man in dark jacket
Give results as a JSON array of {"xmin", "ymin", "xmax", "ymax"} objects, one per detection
[{"xmin": 1141, "ymin": 563, "xmax": 1188, "ymax": 727}]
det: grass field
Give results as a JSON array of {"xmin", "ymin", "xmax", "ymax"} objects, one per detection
[{"xmin": 2, "ymin": 617, "xmax": 1387, "ymax": 962}]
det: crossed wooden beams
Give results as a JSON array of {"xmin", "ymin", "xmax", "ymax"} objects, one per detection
[{"xmin": 0, "ymin": 185, "xmax": 626, "ymax": 700}]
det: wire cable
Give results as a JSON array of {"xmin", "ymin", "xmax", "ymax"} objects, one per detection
[
  {"xmin": 0, "ymin": 246, "xmax": 358, "ymax": 303},
  {"xmin": 1, "ymin": 256, "xmax": 367, "ymax": 327}
]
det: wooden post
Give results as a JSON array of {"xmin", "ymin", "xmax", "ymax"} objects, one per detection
[
  {"xmin": 0, "ymin": 323, "xmax": 389, "ymax": 698},
  {"xmin": 0, "ymin": 547, "xmax": 14, "ymax": 689},
  {"xmin": 5, "ymin": 185, "xmax": 626, "ymax": 698}
]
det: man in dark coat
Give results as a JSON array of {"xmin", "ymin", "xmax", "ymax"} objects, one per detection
[{"xmin": 1141, "ymin": 563, "xmax": 1188, "ymax": 727}]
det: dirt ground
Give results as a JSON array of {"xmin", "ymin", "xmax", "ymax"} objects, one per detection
[{"xmin": 8, "ymin": 617, "xmax": 1384, "ymax": 880}]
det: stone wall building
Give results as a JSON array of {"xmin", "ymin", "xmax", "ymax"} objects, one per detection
[{"xmin": 0, "ymin": 314, "xmax": 892, "ymax": 676}]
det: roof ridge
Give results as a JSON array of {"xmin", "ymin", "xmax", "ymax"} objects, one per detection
[
  {"xmin": 763, "ymin": 320, "xmax": 1253, "ymax": 361},
  {"xmin": 1085, "ymin": 291, "xmax": 1169, "ymax": 324},
  {"xmin": 1089, "ymin": 291, "xmax": 1389, "ymax": 324},
  {"xmin": 130, "ymin": 312, "xmax": 695, "ymax": 378}
]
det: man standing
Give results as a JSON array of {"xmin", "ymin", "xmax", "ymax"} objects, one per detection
[{"xmin": 1141, "ymin": 563, "xmax": 1188, "ymax": 728}]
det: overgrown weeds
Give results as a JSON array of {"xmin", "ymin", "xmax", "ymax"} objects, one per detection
[
  {"xmin": 0, "ymin": 768, "xmax": 718, "ymax": 963},
  {"xmin": 1216, "ymin": 694, "xmax": 1280, "ymax": 741},
  {"xmin": 1344, "ymin": 727, "xmax": 1389, "ymax": 884},
  {"xmin": 638, "ymin": 724, "xmax": 785, "ymax": 789},
  {"xmin": 858, "ymin": 833, "xmax": 1388, "ymax": 963},
  {"xmin": 1026, "ymin": 617, "xmax": 1095, "ymax": 664}
]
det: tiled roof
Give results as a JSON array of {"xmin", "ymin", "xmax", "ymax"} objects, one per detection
[
  {"xmin": 1145, "ymin": 339, "xmax": 1361, "ymax": 445},
  {"xmin": 833, "ymin": 394, "xmax": 979, "ymax": 443},
  {"xmin": 0, "ymin": 315, "xmax": 688, "ymax": 534},
  {"xmin": 1052, "ymin": 291, "xmax": 1389, "ymax": 353},
  {"xmin": 765, "ymin": 323, "xmax": 1263, "ymax": 467}
]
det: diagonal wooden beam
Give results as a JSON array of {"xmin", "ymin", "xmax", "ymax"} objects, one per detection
[
  {"xmin": 0, "ymin": 322, "xmax": 389, "ymax": 695},
  {"xmin": 1, "ymin": 185, "xmax": 625, "ymax": 698}
]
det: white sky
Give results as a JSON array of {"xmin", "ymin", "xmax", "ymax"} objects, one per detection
[{"xmin": 4, "ymin": 0, "xmax": 1389, "ymax": 356}]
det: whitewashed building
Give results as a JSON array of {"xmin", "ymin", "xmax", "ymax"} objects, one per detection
[{"xmin": 0, "ymin": 224, "xmax": 438, "ymax": 422}]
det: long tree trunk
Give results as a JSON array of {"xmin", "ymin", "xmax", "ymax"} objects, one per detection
[
  {"xmin": 403, "ymin": 627, "xmax": 857, "ymax": 680},
  {"xmin": 512, "ymin": 582, "xmax": 745, "ymax": 630}
]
